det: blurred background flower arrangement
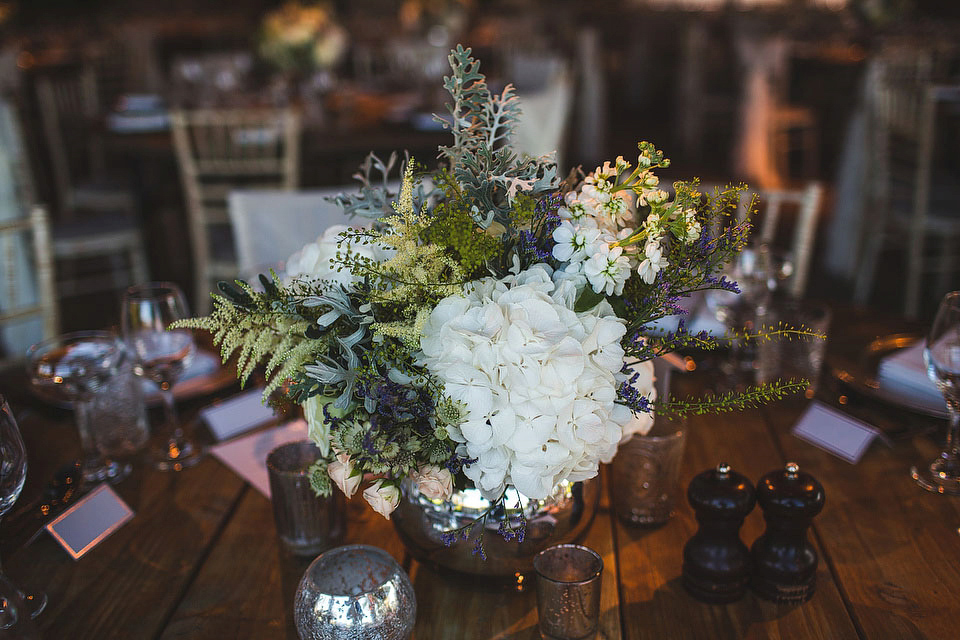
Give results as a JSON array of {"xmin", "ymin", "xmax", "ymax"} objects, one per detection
[{"xmin": 258, "ymin": 1, "xmax": 348, "ymax": 74}]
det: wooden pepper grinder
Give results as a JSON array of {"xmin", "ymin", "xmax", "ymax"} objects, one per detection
[
  {"xmin": 682, "ymin": 463, "xmax": 756, "ymax": 603},
  {"xmin": 751, "ymin": 462, "xmax": 825, "ymax": 604}
]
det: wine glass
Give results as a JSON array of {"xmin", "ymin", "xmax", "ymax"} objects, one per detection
[
  {"xmin": 0, "ymin": 395, "xmax": 47, "ymax": 624},
  {"xmin": 912, "ymin": 291, "xmax": 960, "ymax": 494},
  {"xmin": 122, "ymin": 282, "xmax": 202, "ymax": 471},
  {"xmin": 26, "ymin": 331, "xmax": 128, "ymax": 484}
]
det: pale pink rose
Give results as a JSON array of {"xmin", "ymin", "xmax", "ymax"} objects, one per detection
[
  {"xmin": 327, "ymin": 453, "xmax": 361, "ymax": 498},
  {"xmin": 363, "ymin": 480, "xmax": 401, "ymax": 520},
  {"xmin": 412, "ymin": 465, "xmax": 454, "ymax": 501}
]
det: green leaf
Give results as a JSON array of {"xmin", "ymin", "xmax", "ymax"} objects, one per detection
[{"xmin": 574, "ymin": 287, "xmax": 604, "ymax": 313}]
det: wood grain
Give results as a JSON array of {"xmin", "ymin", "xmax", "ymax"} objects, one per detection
[
  {"xmin": 4, "ymin": 453, "xmax": 247, "ymax": 639},
  {"xmin": 763, "ymin": 396, "xmax": 960, "ymax": 640}
]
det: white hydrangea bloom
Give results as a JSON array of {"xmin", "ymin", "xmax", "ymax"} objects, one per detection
[
  {"xmin": 284, "ymin": 224, "xmax": 394, "ymax": 289},
  {"xmin": 617, "ymin": 359, "xmax": 657, "ymax": 445},
  {"xmin": 417, "ymin": 264, "xmax": 631, "ymax": 500}
]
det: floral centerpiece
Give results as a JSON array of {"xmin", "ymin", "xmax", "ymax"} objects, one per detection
[
  {"xmin": 180, "ymin": 46, "xmax": 807, "ymax": 553},
  {"xmin": 258, "ymin": 1, "xmax": 348, "ymax": 74}
]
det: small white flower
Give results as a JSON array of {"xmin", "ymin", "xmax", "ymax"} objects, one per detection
[
  {"xmin": 683, "ymin": 209, "xmax": 701, "ymax": 243},
  {"xmin": 646, "ymin": 189, "xmax": 669, "ymax": 205},
  {"xmin": 583, "ymin": 243, "xmax": 632, "ymax": 296},
  {"xmin": 411, "ymin": 465, "xmax": 454, "ymax": 501},
  {"xmin": 327, "ymin": 453, "xmax": 361, "ymax": 498},
  {"xmin": 552, "ymin": 221, "xmax": 601, "ymax": 263},
  {"xmin": 595, "ymin": 191, "xmax": 634, "ymax": 231},
  {"xmin": 638, "ymin": 239, "xmax": 669, "ymax": 284},
  {"xmin": 363, "ymin": 480, "xmax": 401, "ymax": 519}
]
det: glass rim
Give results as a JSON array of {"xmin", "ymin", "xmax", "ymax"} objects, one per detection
[
  {"xmin": 25, "ymin": 330, "xmax": 120, "ymax": 358},
  {"xmin": 533, "ymin": 543, "xmax": 604, "ymax": 585},
  {"xmin": 266, "ymin": 439, "xmax": 322, "ymax": 476},
  {"xmin": 124, "ymin": 281, "xmax": 185, "ymax": 300}
]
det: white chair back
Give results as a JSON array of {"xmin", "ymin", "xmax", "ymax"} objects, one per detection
[
  {"xmin": 513, "ymin": 69, "xmax": 574, "ymax": 171},
  {"xmin": 228, "ymin": 188, "xmax": 360, "ymax": 276}
]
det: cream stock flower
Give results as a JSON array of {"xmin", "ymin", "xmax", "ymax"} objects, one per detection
[
  {"xmin": 363, "ymin": 480, "xmax": 401, "ymax": 519},
  {"xmin": 411, "ymin": 465, "xmax": 454, "ymax": 501},
  {"xmin": 418, "ymin": 264, "xmax": 631, "ymax": 501}
]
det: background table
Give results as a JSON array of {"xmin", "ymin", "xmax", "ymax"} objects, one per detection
[{"xmin": 1, "ymin": 304, "xmax": 957, "ymax": 639}]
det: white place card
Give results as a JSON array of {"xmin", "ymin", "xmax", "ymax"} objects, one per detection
[
  {"xmin": 46, "ymin": 484, "xmax": 134, "ymax": 560},
  {"xmin": 791, "ymin": 401, "xmax": 881, "ymax": 464},
  {"xmin": 201, "ymin": 389, "xmax": 277, "ymax": 442},
  {"xmin": 209, "ymin": 420, "xmax": 309, "ymax": 497}
]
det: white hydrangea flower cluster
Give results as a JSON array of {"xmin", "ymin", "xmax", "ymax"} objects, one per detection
[
  {"xmin": 418, "ymin": 264, "xmax": 638, "ymax": 501},
  {"xmin": 552, "ymin": 151, "xmax": 702, "ymax": 290}
]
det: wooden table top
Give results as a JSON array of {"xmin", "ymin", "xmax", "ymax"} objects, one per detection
[{"xmin": 2, "ymin": 304, "xmax": 957, "ymax": 639}]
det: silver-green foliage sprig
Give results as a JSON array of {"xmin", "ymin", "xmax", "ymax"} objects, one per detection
[{"xmin": 437, "ymin": 45, "xmax": 558, "ymax": 225}]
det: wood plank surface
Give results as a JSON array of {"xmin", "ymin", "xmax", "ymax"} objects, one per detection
[
  {"xmin": 3, "ymin": 412, "xmax": 247, "ymax": 640},
  {"xmin": 161, "ymin": 476, "xmax": 405, "ymax": 639},
  {"xmin": 763, "ymin": 395, "xmax": 960, "ymax": 640},
  {"xmin": 613, "ymin": 372, "xmax": 860, "ymax": 640}
]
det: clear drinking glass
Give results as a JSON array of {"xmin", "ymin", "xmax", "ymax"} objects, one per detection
[
  {"xmin": 912, "ymin": 291, "xmax": 960, "ymax": 494},
  {"xmin": 0, "ymin": 395, "xmax": 47, "ymax": 622},
  {"xmin": 26, "ymin": 331, "xmax": 127, "ymax": 484},
  {"xmin": 122, "ymin": 282, "xmax": 201, "ymax": 471}
]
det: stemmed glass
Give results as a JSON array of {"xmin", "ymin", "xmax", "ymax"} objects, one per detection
[
  {"xmin": 122, "ymin": 282, "xmax": 202, "ymax": 471},
  {"xmin": 26, "ymin": 331, "xmax": 128, "ymax": 484},
  {"xmin": 0, "ymin": 395, "xmax": 47, "ymax": 625},
  {"xmin": 912, "ymin": 291, "xmax": 960, "ymax": 494}
]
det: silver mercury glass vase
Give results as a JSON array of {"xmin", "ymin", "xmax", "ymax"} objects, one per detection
[
  {"xmin": 294, "ymin": 544, "xmax": 416, "ymax": 640},
  {"xmin": 391, "ymin": 477, "xmax": 599, "ymax": 579}
]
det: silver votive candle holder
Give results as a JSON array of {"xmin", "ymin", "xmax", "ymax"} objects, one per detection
[
  {"xmin": 533, "ymin": 543, "xmax": 604, "ymax": 640},
  {"xmin": 294, "ymin": 544, "xmax": 416, "ymax": 640}
]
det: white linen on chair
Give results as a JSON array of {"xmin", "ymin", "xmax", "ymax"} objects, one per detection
[
  {"xmin": 513, "ymin": 70, "xmax": 574, "ymax": 170},
  {"xmin": 228, "ymin": 188, "xmax": 369, "ymax": 277}
]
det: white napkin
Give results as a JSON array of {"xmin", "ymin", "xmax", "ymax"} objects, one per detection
[
  {"xmin": 876, "ymin": 341, "xmax": 944, "ymax": 414},
  {"xmin": 209, "ymin": 420, "xmax": 309, "ymax": 498}
]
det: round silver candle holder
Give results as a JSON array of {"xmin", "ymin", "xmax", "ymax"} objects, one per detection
[{"xmin": 294, "ymin": 544, "xmax": 416, "ymax": 640}]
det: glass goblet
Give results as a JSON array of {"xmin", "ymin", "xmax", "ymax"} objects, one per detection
[
  {"xmin": 122, "ymin": 282, "xmax": 202, "ymax": 471},
  {"xmin": 25, "ymin": 331, "xmax": 127, "ymax": 484},
  {"xmin": 0, "ymin": 395, "xmax": 47, "ymax": 621},
  {"xmin": 912, "ymin": 291, "xmax": 960, "ymax": 494}
]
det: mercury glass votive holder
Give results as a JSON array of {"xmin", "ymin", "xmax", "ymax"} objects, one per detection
[
  {"xmin": 267, "ymin": 440, "xmax": 345, "ymax": 556},
  {"xmin": 533, "ymin": 544, "xmax": 604, "ymax": 640},
  {"xmin": 294, "ymin": 544, "xmax": 416, "ymax": 640}
]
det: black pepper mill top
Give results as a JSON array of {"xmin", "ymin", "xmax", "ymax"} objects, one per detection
[
  {"xmin": 682, "ymin": 463, "xmax": 756, "ymax": 604},
  {"xmin": 687, "ymin": 463, "xmax": 756, "ymax": 519},
  {"xmin": 755, "ymin": 462, "xmax": 825, "ymax": 521},
  {"xmin": 751, "ymin": 462, "xmax": 825, "ymax": 604}
]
